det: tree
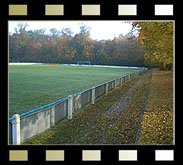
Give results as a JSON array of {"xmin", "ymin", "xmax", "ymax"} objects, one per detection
[
  {"xmin": 79, "ymin": 24, "xmax": 91, "ymax": 37},
  {"xmin": 71, "ymin": 25, "xmax": 93, "ymax": 62},
  {"xmin": 57, "ymin": 37, "xmax": 76, "ymax": 63},
  {"xmin": 9, "ymin": 23, "xmax": 30, "ymax": 61},
  {"xmin": 61, "ymin": 28, "xmax": 73, "ymax": 38},
  {"xmin": 131, "ymin": 22, "xmax": 173, "ymax": 70},
  {"xmin": 50, "ymin": 28, "xmax": 59, "ymax": 41}
]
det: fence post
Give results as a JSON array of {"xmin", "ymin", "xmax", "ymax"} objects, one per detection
[
  {"xmin": 12, "ymin": 114, "xmax": 20, "ymax": 145},
  {"xmin": 68, "ymin": 95, "xmax": 73, "ymax": 119},
  {"xmin": 50, "ymin": 106, "xmax": 55, "ymax": 127},
  {"xmin": 105, "ymin": 83, "xmax": 108, "ymax": 95},
  {"xmin": 91, "ymin": 87, "xmax": 95, "ymax": 104},
  {"xmin": 116, "ymin": 79, "xmax": 118, "ymax": 88}
]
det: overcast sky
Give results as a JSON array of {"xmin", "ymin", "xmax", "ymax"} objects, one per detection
[{"xmin": 8, "ymin": 21, "xmax": 133, "ymax": 40}]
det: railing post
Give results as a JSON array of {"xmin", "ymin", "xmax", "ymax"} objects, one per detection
[
  {"xmin": 12, "ymin": 114, "xmax": 20, "ymax": 145},
  {"xmin": 140, "ymin": 70, "xmax": 142, "ymax": 75},
  {"xmin": 105, "ymin": 83, "xmax": 108, "ymax": 95},
  {"xmin": 91, "ymin": 87, "xmax": 95, "ymax": 104},
  {"xmin": 68, "ymin": 95, "xmax": 73, "ymax": 119},
  {"xmin": 116, "ymin": 79, "xmax": 118, "ymax": 88}
]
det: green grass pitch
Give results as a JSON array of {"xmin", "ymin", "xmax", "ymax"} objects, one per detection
[{"xmin": 9, "ymin": 65, "xmax": 139, "ymax": 117}]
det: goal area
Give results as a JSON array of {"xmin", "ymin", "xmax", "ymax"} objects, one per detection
[{"xmin": 77, "ymin": 61, "xmax": 91, "ymax": 66}]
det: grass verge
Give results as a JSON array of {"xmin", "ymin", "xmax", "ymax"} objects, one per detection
[{"xmin": 137, "ymin": 70, "xmax": 173, "ymax": 144}]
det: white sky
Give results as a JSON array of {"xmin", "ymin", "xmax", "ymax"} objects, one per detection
[{"xmin": 8, "ymin": 21, "xmax": 133, "ymax": 40}]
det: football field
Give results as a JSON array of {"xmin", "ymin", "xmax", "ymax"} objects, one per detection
[{"xmin": 9, "ymin": 65, "xmax": 139, "ymax": 117}]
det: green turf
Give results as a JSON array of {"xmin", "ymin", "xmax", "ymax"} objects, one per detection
[{"xmin": 9, "ymin": 65, "xmax": 138, "ymax": 117}]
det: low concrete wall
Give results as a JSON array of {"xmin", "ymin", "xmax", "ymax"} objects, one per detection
[
  {"xmin": 95, "ymin": 84, "xmax": 106, "ymax": 99},
  {"xmin": 108, "ymin": 80, "xmax": 115, "ymax": 91},
  {"xmin": 20, "ymin": 108, "xmax": 51, "ymax": 143},
  {"xmin": 54, "ymin": 100, "xmax": 68, "ymax": 123},
  {"xmin": 72, "ymin": 90, "xmax": 92, "ymax": 112}
]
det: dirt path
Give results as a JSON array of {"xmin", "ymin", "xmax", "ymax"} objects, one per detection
[{"xmin": 74, "ymin": 74, "xmax": 148, "ymax": 144}]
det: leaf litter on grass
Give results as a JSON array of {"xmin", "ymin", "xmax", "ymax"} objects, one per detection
[{"xmin": 137, "ymin": 70, "xmax": 173, "ymax": 144}]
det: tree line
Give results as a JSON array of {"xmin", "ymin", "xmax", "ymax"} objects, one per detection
[
  {"xmin": 9, "ymin": 22, "xmax": 173, "ymax": 70},
  {"xmin": 9, "ymin": 23, "xmax": 145, "ymax": 67}
]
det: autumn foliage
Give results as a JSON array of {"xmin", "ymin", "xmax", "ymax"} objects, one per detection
[
  {"xmin": 131, "ymin": 22, "xmax": 174, "ymax": 70},
  {"xmin": 9, "ymin": 23, "xmax": 145, "ymax": 67}
]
